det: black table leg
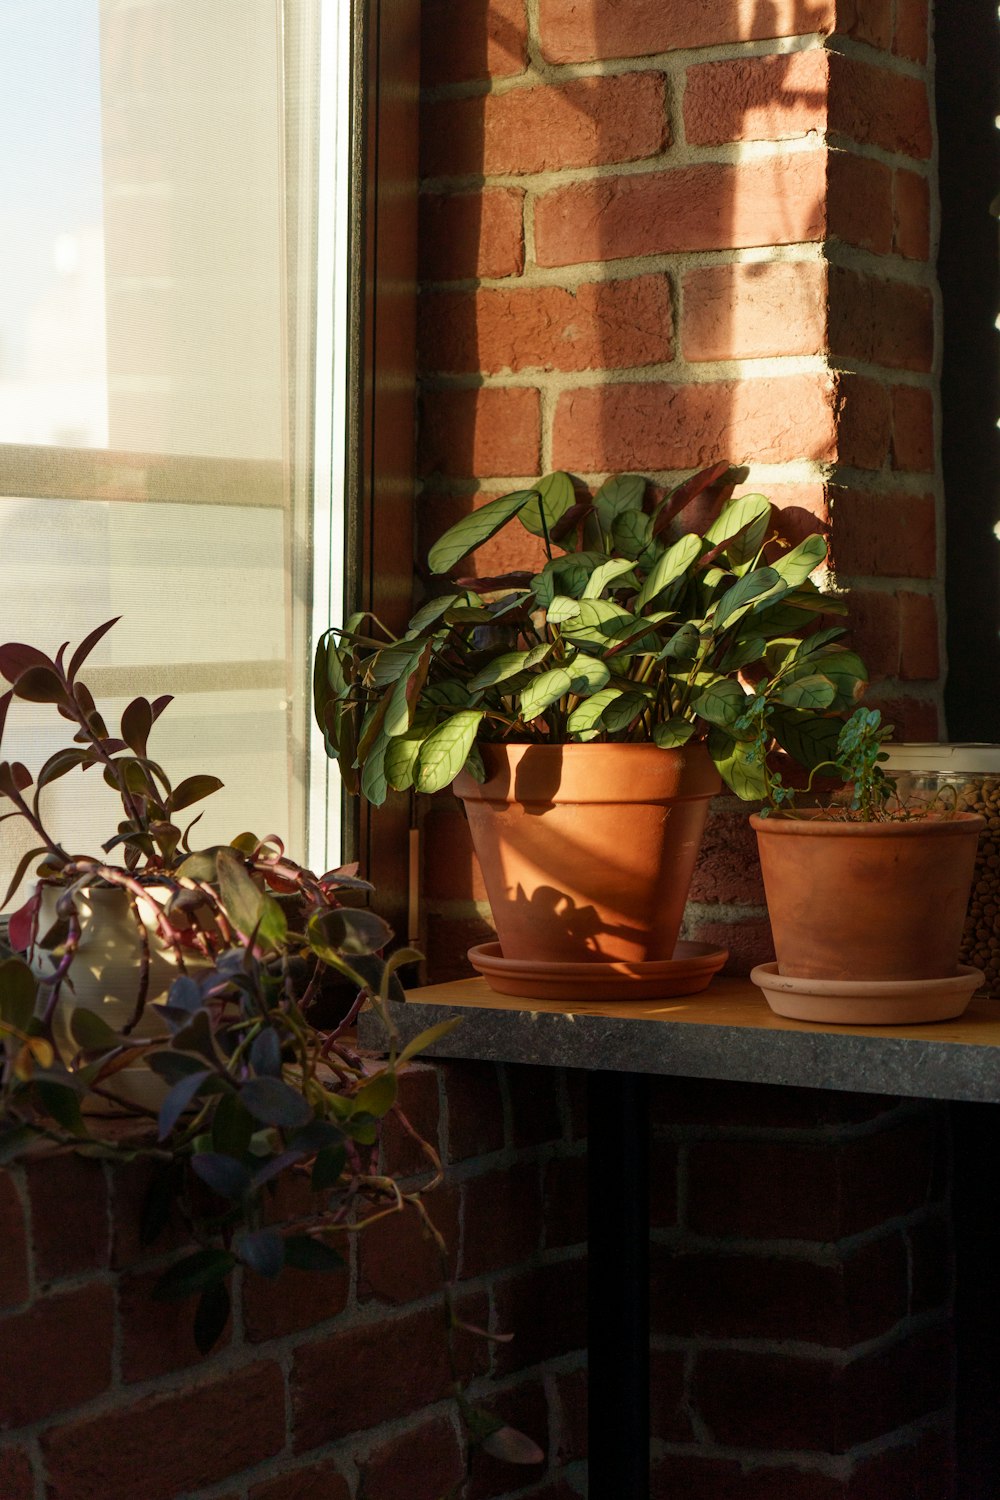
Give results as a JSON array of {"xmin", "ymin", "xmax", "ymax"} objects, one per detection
[{"xmin": 587, "ymin": 1070, "xmax": 650, "ymax": 1498}]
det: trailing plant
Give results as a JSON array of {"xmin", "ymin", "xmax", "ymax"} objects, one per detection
[
  {"xmin": 0, "ymin": 623, "xmax": 539, "ymax": 1476},
  {"xmin": 314, "ymin": 465, "xmax": 870, "ymax": 801},
  {"xmin": 739, "ymin": 700, "xmax": 900, "ymax": 820}
]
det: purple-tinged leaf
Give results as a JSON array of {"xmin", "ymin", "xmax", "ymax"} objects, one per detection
[
  {"xmin": 236, "ymin": 1227, "xmax": 285, "ymax": 1278},
  {"xmin": 250, "ymin": 1027, "xmax": 282, "ymax": 1077},
  {"xmin": 36, "ymin": 747, "xmax": 90, "ymax": 789},
  {"xmin": 2, "ymin": 850, "xmax": 47, "ymax": 913},
  {"xmin": 0, "ymin": 762, "xmax": 33, "ymax": 798},
  {"xmin": 120, "ymin": 697, "xmax": 153, "ymax": 756},
  {"xmin": 251, "ymin": 1149, "xmax": 306, "ymax": 1190},
  {"xmin": 191, "ymin": 1152, "xmax": 253, "ymax": 1199},
  {"xmin": 656, "ymin": 461, "xmax": 731, "ymax": 531},
  {"xmin": 239, "ymin": 1077, "xmax": 312, "ymax": 1129},
  {"xmin": 0, "ymin": 643, "xmax": 54, "ymax": 684},
  {"xmin": 169, "ymin": 775, "xmax": 224, "ymax": 812},
  {"xmin": 0, "ymin": 688, "xmax": 12, "ymax": 749},
  {"xmin": 454, "ymin": 571, "xmax": 534, "ymax": 590},
  {"xmin": 157, "ymin": 1068, "xmax": 212, "ymax": 1139},
  {"xmin": 146, "ymin": 1051, "xmax": 212, "ymax": 1086},
  {"xmin": 9, "ymin": 666, "xmax": 67, "ymax": 705},
  {"xmin": 150, "ymin": 694, "xmax": 173, "ymax": 723},
  {"xmin": 67, "ymin": 617, "xmax": 120, "ymax": 682}
]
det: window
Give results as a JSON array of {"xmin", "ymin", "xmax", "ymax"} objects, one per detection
[{"xmin": 0, "ymin": 0, "xmax": 351, "ymax": 894}]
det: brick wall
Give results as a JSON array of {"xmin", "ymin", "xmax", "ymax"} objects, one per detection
[
  {"xmin": 0, "ymin": 1065, "xmax": 587, "ymax": 1500},
  {"xmin": 417, "ymin": 0, "xmax": 941, "ymax": 977}
]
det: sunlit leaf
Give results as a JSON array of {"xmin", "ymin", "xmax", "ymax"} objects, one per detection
[
  {"xmin": 770, "ymin": 532, "xmax": 828, "ymax": 587},
  {"xmin": 635, "ymin": 533, "xmax": 702, "ymax": 611},
  {"xmin": 691, "ymin": 679, "xmax": 747, "ymax": 728},
  {"xmin": 516, "ymin": 471, "xmax": 575, "ymax": 539},
  {"xmin": 567, "ymin": 687, "xmax": 623, "ymax": 738},
  {"xmin": 777, "ymin": 673, "xmax": 837, "ymax": 711},
  {"xmin": 414, "ymin": 711, "xmax": 484, "ymax": 794},
  {"xmin": 428, "ymin": 490, "xmax": 538, "ymax": 574},
  {"xmin": 708, "ymin": 728, "xmax": 769, "ymax": 799},
  {"xmin": 594, "ymin": 473, "xmax": 645, "ymax": 533},
  {"xmin": 653, "ymin": 718, "xmax": 696, "ymax": 748}
]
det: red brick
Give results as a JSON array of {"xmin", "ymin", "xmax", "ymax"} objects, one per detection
[
  {"xmin": 650, "ymin": 1348, "xmax": 693, "ymax": 1444},
  {"xmin": 829, "ymin": 268, "xmax": 933, "ymax": 372},
  {"xmin": 694, "ymin": 1322, "xmax": 952, "ymax": 1452},
  {"xmin": 899, "ymin": 591, "xmax": 940, "ymax": 681},
  {"xmin": 506, "ymin": 1062, "xmax": 563, "ymax": 1148},
  {"xmin": 26, "ymin": 1152, "xmax": 109, "ymax": 1281},
  {"xmin": 652, "ymin": 1453, "xmax": 841, "ymax": 1500},
  {"xmin": 542, "ymin": 1154, "xmax": 587, "ymax": 1248},
  {"xmin": 650, "ymin": 1078, "xmax": 900, "ymax": 1130},
  {"xmin": 891, "ymin": 384, "xmax": 934, "ymax": 472},
  {"xmin": 358, "ymin": 1189, "xmax": 459, "ymax": 1303},
  {"xmin": 538, "ymin": 0, "xmax": 841, "ymax": 63},
  {"xmin": 847, "ymin": 1427, "xmax": 955, "ymax": 1500},
  {"xmin": 419, "ymin": 190, "xmax": 525, "ymax": 283},
  {"xmin": 553, "ymin": 374, "xmax": 840, "ymax": 476},
  {"xmin": 424, "ymin": 910, "xmax": 497, "ymax": 983},
  {"xmin": 682, "ymin": 260, "xmax": 827, "ymax": 363},
  {"xmin": 422, "ymin": 799, "xmax": 486, "ymax": 904},
  {"xmin": 492, "ymin": 1258, "xmax": 587, "ymax": 1375},
  {"xmin": 243, "ymin": 1259, "xmax": 351, "ymax": 1343},
  {"xmin": 291, "ymin": 1305, "xmax": 452, "ymax": 1449},
  {"xmin": 684, "ymin": 50, "xmax": 829, "ymax": 146},
  {"xmin": 0, "ymin": 1284, "xmax": 113, "ymax": 1427},
  {"xmin": 834, "ymin": 372, "xmax": 892, "ymax": 470},
  {"xmin": 828, "ymin": 488, "xmax": 937, "ymax": 579},
  {"xmin": 466, "ymin": 1379, "xmax": 547, "ymax": 1499},
  {"xmin": 462, "ymin": 1163, "xmax": 542, "ymax": 1277},
  {"xmin": 419, "ymin": 387, "xmax": 540, "ymax": 482},
  {"xmin": 381, "ymin": 1066, "xmax": 442, "ymax": 1178},
  {"xmin": 828, "ymin": 150, "xmax": 894, "ymax": 255},
  {"xmin": 120, "ymin": 1267, "xmax": 230, "ymax": 1382},
  {"xmin": 652, "ymin": 1232, "xmax": 908, "ymax": 1345},
  {"xmin": 358, "ymin": 1415, "xmax": 464, "ymax": 1500},
  {"xmin": 830, "ymin": 54, "xmax": 932, "ymax": 157},
  {"xmin": 650, "ymin": 1139, "xmax": 680, "ymax": 1228},
  {"xmin": 42, "ymin": 1360, "xmax": 285, "ymax": 1500},
  {"xmin": 439, "ymin": 1059, "xmax": 505, "ymax": 1160},
  {"xmin": 894, "ymin": 168, "xmax": 931, "ymax": 260},
  {"xmin": 681, "ymin": 914, "xmax": 775, "ymax": 976},
  {"xmin": 249, "ymin": 1459, "xmax": 351, "ymax": 1500},
  {"xmin": 894, "ymin": 0, "xmax": 930, "ymax": 63},
  {"xmin": 420, "ymin": 274, "xmax": 673, "ymax": 378},
  {"xmin": 837, "ymin": 0, "xmax": 893, "ymax": 48},
  {"xmin": 554, "ymin": 1366, "xmax": 588, "ymax": 1463},
  {"xmin": 687, "ymin": 1113, "xmax": 938, "ymax": 1240},
  {"xmin": 108, "ymin": 1159, "xmax": 189, "ymax": 1269},
  {"xmin": 689, "ymin": 801, "xmax": 766, "ymax": 905},
  {"xmin": 864, "ymin": 692, "xmax": 940, "ymax": 742},
  {"xmin": 0, "ymin": 1173, "xmax": 28, "ymax": 1310},
  {"xmin": 421, "ymin": 0, "xmax": 527, "ymax": 87},
  {"xmin": 535, "ymin": 152, "xmax": 829, "ymax": 268},
  {"xmin": 421, "ymin": 73, "xmax": 667, "ymax": 180},
  {"xmin": 0, "ymin": 1444, "xmax": 34, "ymax": 1500}
]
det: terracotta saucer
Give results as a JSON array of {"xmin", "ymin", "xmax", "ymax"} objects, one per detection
[
  {"xmin": 467, "ymin": 939, "xmax": 729, "ymax": 1001},
  {"xmin": 750, "ymin": 961, "xmax": 985, "ymax": 1025}
]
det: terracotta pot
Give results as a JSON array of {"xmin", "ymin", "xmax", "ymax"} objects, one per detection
[
  {"xmin": 750, "ymin": 812, "xmax": 985, "ymax": 983},
  {"xmin": 453, "ymin": 742, "xmax": 720, "ymax": 965}
]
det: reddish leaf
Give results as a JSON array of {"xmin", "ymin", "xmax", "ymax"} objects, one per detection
[
  {"xmin": 121, "ymin": 697, "xmax": 153, "ymax": 756},
  {"xmin": 658, "ymin": 460, "xmax": 732, "ymax": 528},
  {"xmin": 0, "ymin": 643, "xmax": 53, "ymax": 684},
  {"xmin": 0, "ymin": 689, "xmax": 12, "ymax": 749},
  {"xmin": 454, "ymin": 572, "xmax": 534, "ymax": 590},
  {"xmin": 0, "ymin": 761, "xmax": 32, "ymax": 798},
  {"xmin": 67, "ymin": 616, "xmax": 120, "ymax": 682},
  {"xmin": 150, "ymin": 695, "xmax": 173, "ymax": 723},
  {"xmin": 7, "ymin": 889, "xmax": 42, "ymax": 951},
  {"xmin": 549, "ymin": 499, "xmax": 593, "ymax": 544},
  {"xmin": 10, "ymin": 666, "xmax": 68, "ymax": 704}
]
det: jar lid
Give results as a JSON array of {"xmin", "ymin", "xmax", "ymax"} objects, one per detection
[{"xmin": 881, "ymin": 742, "xmax": 1000, "ymax": 773}]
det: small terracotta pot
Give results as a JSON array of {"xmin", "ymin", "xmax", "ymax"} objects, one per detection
[
  {"xmin": 751, "ymin": 811, "xmax": 985, "ymax": 983},
  {"xmin": 453, "ymin": 742, "xmax": 720, "ymax": 965}
]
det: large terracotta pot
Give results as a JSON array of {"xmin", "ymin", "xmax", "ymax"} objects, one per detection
[
  {"xmin": 453, "ymin": 742, "xmax": 721, "ymax": 965},
  {"xmin": 750, "ymin": 812, "xmax": 985, "ymax": 983}
]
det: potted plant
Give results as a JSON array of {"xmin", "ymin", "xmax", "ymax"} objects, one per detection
[
  {"xmin": 315, "ymin": 465, "xmax": 869, "ymax": 993},
  {"xmin": 742, "ymin": 701, "xmax": 985, "ymax": 1023}
]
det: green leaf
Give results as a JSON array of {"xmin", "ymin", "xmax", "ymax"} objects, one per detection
[
  {"xmin": 428, "ymin": 490, "xmax": 538, "ymax": 573},
  {"xmin": 467, "ymin": 651, "xmax": 532, "ymax": 692},
  {"xmin": 360, "ymin": 732, "xmax": 389, "ymax": 805},
  {"xmin": 653, "ymin": 718, "xmax": 696, "ymax": 749},
  {"xmin": 152, "ymin": 1248, "xmax": 236, "ymax": 1302},
  {"xmin": 10, "ymin": 665, "xmax": 69, "ymax": 704},
  {"xmin": 158, "ymin": 1069, "xmax": 212, "ymax": 1139},
  {"xmin": 284, "ymin": 1235, "xmax": 345, "ymax": 1271},
  {"xmin": 384, "ymin": 641, "xmax": 433, "ymax": 739},
  {"xmin": 769, "ymin": 708, "xmax": 843, "ymax": 772},
  {"xmin": 582, "ymin": 558, "xmax": 638, "ymax": 599},
  {"xmin": 240, "ymin": 1077, "xmax": 313, "ymax": 1129},
  {"xmin": 383, "ymin": 731, "xmax": 426, "ymax": 793},
  {"xmin": 635, "ymin": 533, "xmax": 702, "ymax": 610},
  {"xmin": 712, "ymin": 567, "xmax": 780, "ymax": 629},
  {"xmin": 516, "ymin": 472, "xmax": 575, "ymax": 538},
  {"xmin": 600, "ymin": 691, "xmax": 649, "ymax": 733},
  {"xmin": 414, "ymin": 711, "xmax": 484, "ymax": 793},
  {"xmin": 770, "ymin": 532, "xmax": 827, "ymax": 587},
  {"xmin": 612, "ymin": 508, "xmax": 654, "ymax": 561},
  {"xmin": 169, "ymin": 775, "xmax": 224, "ymax": 813},
  {"xmin": 68, "ymin": 1007, "xmax": 120, "ymax": 1052},
  {"xmin": 704, "ymin": 493, "xmax": 772, "ymax": 560},
  {"xmin": 594, "ymin": 473, "xmax": 645, "ymax": 532},
  {"xmin": 395, "ymin": 1018, "xmax": 461, "ymax": 1066},
  {"xmin": 212, "ymin": 1092, "xmax": 257, "ymax": 1157},
  {"xmin": 34, "ymin": 1081, "xmax": 87, "ymax": 1136},
  {"xmin": 533, "ymin": 551, "xmax": 605, "ymax": 603},
  {"xmin": 787, "ymin": 650, "xmax": 868, "ymax": 712},
  {"xmin": 567, "ymin": 688, "xmax": 623, "ymax": 738},
  {"xmin": 657, "ymin": 622, "xmax": 701, "ymax": 664},
  {"xmin": 352, "ymin": 1070, "xmax": 397, "ymax": 1118},
  {"xmin": 691, "ymin": 679, "xmax": 748, "ymax": 728},
  {"xmin": 708, "ymin": 728, "xmax": 769, "ymax": 799},
  {"xmin": 216, "ymin": 847, "xmax": 263, "ymax": 938},
  {"xmin": 309, "ymin": 906, "xmax": 394, "ymax": 958},
  {"xmin": 0, "ymin": 958, "xmax": 37, "ymax": 1034},
  {"xmin": 404, "ymin": 593, "xmax": 465, "ymax": 637},
  {"xmin": 720, "ymin": 635, "xmax": 767, "ymax": 672},
  {"xmin": 777, "ymin": 673, "xmax": 837, "ymax": 711}
]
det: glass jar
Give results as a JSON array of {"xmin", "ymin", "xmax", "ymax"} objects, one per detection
[{"xmin": 881, "ymin": 745, "xmax": 1000, "ymax": 996}]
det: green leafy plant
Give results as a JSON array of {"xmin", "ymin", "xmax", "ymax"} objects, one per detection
[
  {"xmin": 314, "ymin": 465, "xmax": 869, "ymax": 802},
  {"xmin": 740, "ymin": 700, "xmax": 899, "ymax": 820}
]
